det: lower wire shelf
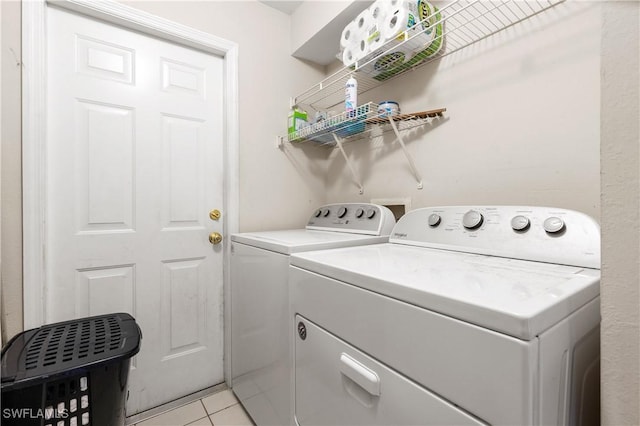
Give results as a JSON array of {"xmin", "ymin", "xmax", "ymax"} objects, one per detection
[{"xmin": 278, "ymin": 107, "xmax": 447, "ymax": 194}]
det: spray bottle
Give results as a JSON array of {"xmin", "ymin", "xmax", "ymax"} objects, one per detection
[{"xmin": 345, "ymin": 75, "xmax": 358, "ymax": 118}]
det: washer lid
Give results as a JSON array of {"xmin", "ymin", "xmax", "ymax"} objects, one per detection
[
  {"xmin": 290, "ymin": 244, "xmax": 600, "ymax": 340},
  {"xmin": 231, "ymin": 230, "xmax": 388, "ymax": 254}
]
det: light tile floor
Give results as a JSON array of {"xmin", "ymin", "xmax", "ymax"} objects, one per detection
[{"xmin": 135, "ymin": 390, "xmax": 254, "ymax": 426}]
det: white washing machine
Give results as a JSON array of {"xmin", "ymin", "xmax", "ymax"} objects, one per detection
[
  {"xmin": 290, "ymin": 206, "xmax": 600, "ymax": 426},
  {"xmin": 230, "ymin": 203, "xmax": 396, "ymax": 426}
]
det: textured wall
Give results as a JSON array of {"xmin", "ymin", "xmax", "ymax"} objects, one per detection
[{"xmin": 600, "ymin": 2, "xmax": 640, "ymax": 424}]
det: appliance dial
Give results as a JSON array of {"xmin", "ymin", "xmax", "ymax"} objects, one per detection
[
  {"xmin": 544, "ymin": 217, "xmax": 565, "ymax": 234},
  {"xmin": 322, "ymin": 208, "xmax": 331, "ymax": 217},
  {"xmin": 314, "ymin": 209, "xmax": 322, "ymax": 218},
  {"xmin": 511, "ymin": 215, "xmax": 530, "ymax": 232},
  {"xmin": 428, "ymin": 213, "xmax": 441, "ymax": 227},
  {"xmin": 355, "ymin": 208, "xmax": 364, "ymax": 218},
  {"xmin": 337, "ymin": 207, "xmax": 348, "ymax": 218},
  {"xmin": 366, "ymin": 209, "xmax": 376, "ymax": 219},
  {"xmin": 462, "ymin": 210, "xmax": 484, "ymax": 230}
]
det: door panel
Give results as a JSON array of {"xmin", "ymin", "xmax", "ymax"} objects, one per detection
[
  {"xmin": 161, "ymin": 257, "xmax": 207, "ymax": 355},
  {"xmin": 161, "ymin": 114, "xmax": 206, "ymax": 229},
  {"xmin": 46, "ymin": 6, "xmax": 224, "ymax": 414},
  {"xmin": 75, "ymin": 100, "xmax": 135, "ymax": 232},
  {"xmin": 75, "ymin": 265, "xmax": 136, "ymax": 318},
  {"xmin": 161, "ymin": 58, "xmax": 205, "ymax": 97},
  {"xmin": 75, "ymin": 35, "xmax": 135, "ymax": 84}
]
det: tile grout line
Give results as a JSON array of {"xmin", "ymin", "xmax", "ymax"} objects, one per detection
[
  {"xmin": 184, "ymin": 416, "xmax": 213, "ymax": 426},
  {"xmin": 198, "ymin": 398, "xmax": 213, "ymax": 425},
  {"xmin": 181, "ymin": 402, "xmax": 211, "ymax": 426}
]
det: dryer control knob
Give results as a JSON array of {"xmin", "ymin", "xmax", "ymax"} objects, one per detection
[
  {"xmin": 511, "ymin": 215, "xmax": 530, "ymax": 232},
  {"xmin": 322, "ymin": 208, "xmax": 331, "ymax": 217},
  {"xmin": 337, "ymin": 207, "xmax": 348, "ymax": 218},
  {"xmin": 366, "ymin": 209, "xmax": 376, "ymax": 219},
  {"xmin": 428, "ymin": 214, "xmax": 441, "ymax": 227},
  {"xmin": 463, "ymin": 210, "xmax": 484, "ymax": 230},
  {"xmin": 314, "ymin": 209, "xmax": 322, "ymax": 218},
  {"xmin": 355, "ymin": 208, "xmax": 365, "ymax": 218},
  {"xmin": 544, "ymin": 217, "xmax": 565, "ymax": 234}
]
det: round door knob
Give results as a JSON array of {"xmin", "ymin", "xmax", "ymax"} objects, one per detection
[
  {"xmin": 209, "ymin": 232, "xmax": 223, "ymax": 245},
  {"xmin": 544, "ymin": 217, "xmax": 565, "ymax": 234},
  {"xmin": 428, "ymin": 213, "xmax": 441, "ymax": 227},
  {"xmin": 511, "ymin": 215, "xmax": 530, "ymax": 232},
  {"xmin": 338, "ymin": 207, "xmax": 348, "ymax": 218},
  {"xmin": 462, "ymin": 210, "xmax": 484, "ymax": 230},
  {"xmin": 209, "ymin": 209, "xmax": 221, "ymax": 221}
]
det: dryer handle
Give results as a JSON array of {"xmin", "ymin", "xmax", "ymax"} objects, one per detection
[{"xmin": 339, "ymin": 353, "xmax": 381, "ymax": 396}]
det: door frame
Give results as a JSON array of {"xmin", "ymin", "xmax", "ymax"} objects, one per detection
[{"xmin": 22, "ymin": 0, "xmax": 239, "ymax": 383}]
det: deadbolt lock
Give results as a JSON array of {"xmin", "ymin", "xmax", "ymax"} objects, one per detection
[
  {"xmin": 209, "ymin": 209, "xmax": 221, "ymax": 221},
  {"xmin": 209, "ymin": 232, "xmax": 223, "ymax": 245}
]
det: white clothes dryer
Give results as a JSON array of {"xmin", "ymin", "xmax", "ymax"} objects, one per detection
[
  {"xmin": 230, "ymin": 203, "xmax": 395, "ymax": 426},
  {"xmin": 290, "ymin": 206, "xmax": 600, "ymax": 426}
]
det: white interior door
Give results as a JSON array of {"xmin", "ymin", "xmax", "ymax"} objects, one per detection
[{"xmin": 45, "ymin": 6, "xmax": 225, "ymax": 414}]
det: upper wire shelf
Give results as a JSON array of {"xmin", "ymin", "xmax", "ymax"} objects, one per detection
[{"xmin": 293, "ymin": 0, "xmax": 565, "ymax": 110}]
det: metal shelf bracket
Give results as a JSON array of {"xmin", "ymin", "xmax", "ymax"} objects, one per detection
[
  {"xmin": 332, "ymin": 133, "xmax": 364, "ymax": 195},
  {"xmin": 388, "ymin": 116, "xmax": 424, "ymax": 189}
]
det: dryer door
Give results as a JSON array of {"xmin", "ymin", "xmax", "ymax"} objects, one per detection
[{"xmin": 294, "ymin": 315, "xmax": 486, "ymax": 426}]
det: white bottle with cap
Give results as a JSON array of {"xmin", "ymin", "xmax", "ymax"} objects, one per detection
[{"xmin": 345, "ymin": 75, "xmax": 358, "ymax": 118}]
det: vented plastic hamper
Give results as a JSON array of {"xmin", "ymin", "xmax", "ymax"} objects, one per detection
[{"xmin": 1, "ymin": 313, "xmax": 141, "ymax": 426}]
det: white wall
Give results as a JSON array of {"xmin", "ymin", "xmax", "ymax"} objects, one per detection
[
  {"xmin": 1, "ymin": 0, "xmax": 23, "ymax": 343},
  {"xmin": 290, "ymin": 0, "xmax": 373, "ymax": 64},
  {"xmin": 120, "ymin": 0, "xmax": 328, "ymax": 232},
  {"xmin": 291, "ymin": 0, "xmax": 352, "ymax": 54},
  {"xmin": 324, "ymin": 1, "xmax": 601, "ymax": 222},
  {"xmin": 601, "ymin": 2, "xmax": 640, "ymax": 424}
]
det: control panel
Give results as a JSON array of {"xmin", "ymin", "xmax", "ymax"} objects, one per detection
[
  {"xmin": 390, "ymin": 206, "xmax": 600, "ymax": 269},
  {"xmin": 306, "ymin": 203, "xmax": 396, "ymax": 236}
]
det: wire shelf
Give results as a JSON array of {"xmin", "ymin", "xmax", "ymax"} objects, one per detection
[
  {"xmin": 293, "ymin": 0, "xmax": 564, "ymax": 110},
  {"xmin": 286, "ymin": 104, "xmax": 446, "ymax": 147},
  {"xmin": 282, "ymin": 106, "xmax": 446, "ymax": 194},
  {"xmin": 289, "ymin": 102, "xmax": 375, "ymax": 145}
]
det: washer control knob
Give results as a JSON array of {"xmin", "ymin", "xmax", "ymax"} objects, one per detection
[
  {"xmin": 337, "ymin": 207, "xmax": 348, "ymax": 218},
  {"xmin": 428, "ymin": 213, "xmax": 441, "ymax": 227},
  {"xmin": 355, "ymin": 208, "xmax": 365, "ymax": 218},
  {"xmin": 322, "ymin": 208, "xmax": 331, "ymax": 217},
  {"xmin": 366, "ymin": 209, "xmax": 376, "ymax": 219},
  {"xmin": 314, "ymin": 209, "xmax": 322, "ymax": 218},
  {"xmin": 462, "ymin": 210, "xmax": 484, "ymax": 230},
  {"xmin": 511, "ymin": 215, "xmax": 530, "ymax": 232},
  {"xmin": 544, "ymin": 217, "xmax": 565, "ymax": 234}
]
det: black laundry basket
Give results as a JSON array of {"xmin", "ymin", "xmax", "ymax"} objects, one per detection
[{"xmin": 1, "ymin": 313, "xmax": 141, "ymax": 426}]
